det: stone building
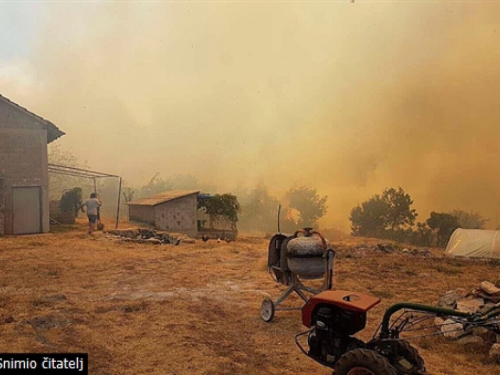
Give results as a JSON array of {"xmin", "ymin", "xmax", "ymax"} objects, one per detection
[
  {"xmin": 127, "ymin": 190, "xmax": 200, "ymax": 237},
  {"xmin": 0, "ymin": 94, "xmax": 64, "ymax": 235}
]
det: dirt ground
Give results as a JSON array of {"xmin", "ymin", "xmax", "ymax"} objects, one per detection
[{"xmin": 1, "ymin": 221, "xmax": 499, "ymax": 375}]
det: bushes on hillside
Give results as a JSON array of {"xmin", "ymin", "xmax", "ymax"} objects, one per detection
[{"xmin": 349, "ymin": 187, "xmax": 488, "ymax": 248}]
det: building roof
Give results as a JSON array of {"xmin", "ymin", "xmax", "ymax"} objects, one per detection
[
  {"xmin": 127, "ymin": 190, "xmax": 200, "ymax": 207},
  {"xmin": 0, "ymin": 94, "xmax": 65, "ymax": 143}
]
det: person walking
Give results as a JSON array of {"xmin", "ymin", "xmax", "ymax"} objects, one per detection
[{"xmin": 81, "ymin": 193, "xmax": 102, "ymax": 234}]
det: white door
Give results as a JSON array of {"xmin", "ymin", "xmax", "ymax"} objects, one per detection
[{"xmin": 13, "ymin": 187, "xmax": 42, "ymax": 234}]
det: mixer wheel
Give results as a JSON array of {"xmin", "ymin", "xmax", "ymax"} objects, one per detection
[
  {"xmin": 260, "ymin": 298, "xmax": 275, "ymax": 322},
  {"xmin": 334, "ymin": 348, "xmax": 398, "ymax": 375}
]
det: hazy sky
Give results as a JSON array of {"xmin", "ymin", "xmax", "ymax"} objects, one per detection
[{"xmin": 1, "ymin": 1, "xmax": 500, "ymax": 231}]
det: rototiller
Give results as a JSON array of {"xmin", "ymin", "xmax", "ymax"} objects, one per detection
[{"xmin": 295, "ymin": 281, "xmax": 500, "ymax": 374}]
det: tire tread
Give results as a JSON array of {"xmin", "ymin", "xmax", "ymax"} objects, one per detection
[{"xmin": 334, "ymin": 348, "xmax": 398, "ymax": 375}]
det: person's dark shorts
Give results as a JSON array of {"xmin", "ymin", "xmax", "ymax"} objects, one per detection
[{"xmin": 88, "ymin": 215, "xmax": 98, "ymax": 223}]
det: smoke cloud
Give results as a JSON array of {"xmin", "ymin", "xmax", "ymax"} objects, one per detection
[{"xmin": 2, "ymin": 1, "xmax": 500, "ymax": 231}]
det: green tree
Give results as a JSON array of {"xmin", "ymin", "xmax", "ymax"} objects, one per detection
[
  {"xmin": 450, "ymin": 209, "xmax": 488, "ymax": 229},
  {"xmin": 91, "ymin": 177, "xmax": 123, "ymax": 219},
  {"xmin": 48, "ymin": 144, "xmax": 89, "ymax": 200},
  {"xmin": 382, "ymin": 187, "xmax": 417, "ymax": 230},
  {"xmin": 349, "ymin": 187, "xmax": 417, "ymax": 238},
  {"xmin": 139, "ymin": 173, "xmax": 173, "ymax": 197},
  {"xmin": 350, "ymin": 197, "xmax": 388, "ymax": 237},
  {"xmin": 48, "ymin": 144, "xmax": 87, "ymax": 168},
  {"xmin": 59, "ymin": 187, "xmax": 83, "ymax": 217},
  {"xmin": 426, "ymin": 212, "xmax": 459, "ymax": 247},
  {"xmin": 239, "ymin": 183, "xmax": 279, "ymax": 231},
  {"xmin": 167, "ymin": 174, "xmax": 199, "ymax": 190},
  {"xmin": 402, "ymin": 222, "xmax": 434, "ymax": 247},
  {"xmin": 285, "ymin": 186, "xmax": 328, "ymax": 229},
  {"xmin": 198, "ymin": 193, "xmax": 241, "ymax": 231},
  {"xmin": 122, "ymin": 187, "xmax": 136, "ymax": 203},
  {"xmin": 413, "ymin": 222, "xmax": 434, "ymax": 247},
  {"xmin": 165, "ymin": 174, "xmax": 217, "ymax": 194}
]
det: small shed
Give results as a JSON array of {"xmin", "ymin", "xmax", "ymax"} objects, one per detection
[
  {"xmin": 127, "ymin": 190, "xmax": 200, "ymax": 237},
  {"xmin": 0, "ymin": 94, "xmax": 65, "ymax": 235}
]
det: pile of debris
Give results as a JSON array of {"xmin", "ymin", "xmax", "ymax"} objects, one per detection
[
  {"xmin": 105, "ymin": 228, "xmax": 195, "ymax": 245},
  {"xmin": 372, "ymin": 243, "xmax": 432, "ymax": 257},
  {"xmin": 437, "ymin": 281, "xmax": 500, "ymax": 360},
  {"xmin": 338, "ymin": 243, "xmax": 431, "ymax": 258}
]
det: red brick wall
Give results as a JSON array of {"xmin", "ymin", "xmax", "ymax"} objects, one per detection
[{"xmin": 0, "ymin": 100, "xmax": 49, "ymax": 235}]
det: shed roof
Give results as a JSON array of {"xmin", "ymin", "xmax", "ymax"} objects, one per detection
[
  {"xmin": 0, "ymin": 94, "xmax": 65, "ymax": 143},
  {"xmin": 127, "ymin": 190, "xmax": 200, "ymax": 207}
]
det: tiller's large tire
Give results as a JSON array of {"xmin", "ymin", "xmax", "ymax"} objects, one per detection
[
  {"xmin": 334, "ymin": 348, "xmax": 398, "ymax": 375},
  {"xmin": 390, "ymin": 340, "xmax": 426, "ymax": 375}
]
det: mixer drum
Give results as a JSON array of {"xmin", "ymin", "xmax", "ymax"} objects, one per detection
[{"xmin": 286, "ymin": 236, "xmax": 326, "ymax": 279}]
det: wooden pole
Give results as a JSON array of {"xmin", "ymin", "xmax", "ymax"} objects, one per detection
[
  {"xmin": 115, "ymin": 177, "xmax": 122, "ymax": 229},
  {"xmin": 277, "ymin": 204, "xmax": 281, "ymax": 233}
]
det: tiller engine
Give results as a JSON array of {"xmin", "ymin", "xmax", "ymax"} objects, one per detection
[{"xmin": 296, "ymin": 289, "xmax": 500, "ymax": 374}]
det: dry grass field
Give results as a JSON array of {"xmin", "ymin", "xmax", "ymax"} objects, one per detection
[{"xmin": 1, "ymin": 221, "xmax": 500, "ymax": 375}]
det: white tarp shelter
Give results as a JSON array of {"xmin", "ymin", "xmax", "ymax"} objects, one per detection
[{"xmin": 445, "ymin": 229, "xmax": 500, "ymax": 259}]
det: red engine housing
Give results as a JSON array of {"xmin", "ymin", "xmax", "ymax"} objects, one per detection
[{"xmin": 301, "ymin": 290, "xmax": 381, "ymax": 328}]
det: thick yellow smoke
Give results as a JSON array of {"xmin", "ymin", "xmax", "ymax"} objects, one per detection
[{"xmin": 2, "ymin": 1, "xmax": 500, "ymax": 231}]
